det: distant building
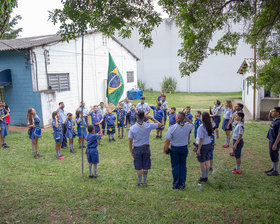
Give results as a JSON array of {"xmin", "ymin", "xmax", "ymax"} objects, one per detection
[
  {"xmin": 237, "ymin": 58, "xmax": 280, "ymax": 120},
  {"xmin": 0, "ymin": 32, "xmax": 138, "ymax": 126},
  {"xmin": 116, "ymin": 19, "xmax": 253, "ymax": 92}
]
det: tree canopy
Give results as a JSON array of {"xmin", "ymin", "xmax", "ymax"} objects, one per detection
[
  {"xmin": 50, "ymin": 0, "xmax": 280, "ymax": 92},
  {"xmin": 1, "ymin": 15, "xmax": 22, "ymax": 39},
  {"xmin": 0, "ymin": 0, "xmax": 18, "ymax": 38}
]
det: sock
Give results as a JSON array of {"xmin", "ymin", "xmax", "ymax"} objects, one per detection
[
  {"xmin": 274, "ymin": 163, "xmax": 279, "ymax": 172},
  {"xmin": 201, "ymin": 169, "xmax": 206, "ymax": 178},
  {"xmin": 215, "ymin": 129, "xmax": 219, "ymax": 137},
  {"xmin": 56, "ymin": 150, "xmax": 59, "ymax": 157},
  {"xmin": 236, "ymin": 163, "xmax": 241, "ymax": 171},
  {"xmin": 88, "ymin": 165, "xmax": 92, "ymax": 176},
  {"xmin": 205, "ymin": 168, "xmax": 209, "ymax": 178},
  {"xmin": 112, "ymin": 134, "xmax": 115, "ymax": 139},
  {"xmin": 143, "ymin": 173, "xmax": 148, "ymax": 184},
  {"xmin": 118, "ymin": 128, "xmax": 120, "ymax": 135},
  {"xmin": 93, "ymin": 164, "xmax": 97, "ymax": 176},
  {"xmin": 121, "ymin": 128, "xmax": 124, "ymax": 136},
  {"xmin": 70, "ymin": 142, "xmax": 74, "ymax": 150},
  {"xmin": 32, "ymin": 145, "xmax": 36, "ymax": 156},
  {"xmin": 137, "ymin": 174, "xmax": 142, "ymax": 184},
  {"xmin": 59, "ymin": 149, "xmax": 62, "ymax": 156},
  {"xmin": 226, "ymin": 136, "xmax": 230, "ymax": 145},
  {"xmin": 79, "ymin": 142, "xmax": 82, "ymax": 147},
  {"xmin": 210, "ymin": 163, "xmax": 213, "ymax": 169},
  {"xmin": 108, "ymin": 134, "xmax": 111, "ymax": 140}
]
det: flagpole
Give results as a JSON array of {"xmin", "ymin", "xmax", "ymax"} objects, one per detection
[{"xmin": 81, "ymin": 35, "xmax": 84, "ymax": 177}]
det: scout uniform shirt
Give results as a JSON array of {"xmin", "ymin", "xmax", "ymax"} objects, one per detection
[
  {"xmin": 136, "ymin": 102, "xmax": 150, "ymax": 113},
  {"xmin": 165, "ymin": 122, "xmax": 194, "ymax": 146},
  {"xmin": 196, "ymin": 124, "xmax": 212, "ymax": 145},
  {"xmin": 150, "ymin": 106, "xmax": 164, "ymax": 123},
  {"xmin": 232, "ymin": 122, "xmax": 245, "ymax": 140}
]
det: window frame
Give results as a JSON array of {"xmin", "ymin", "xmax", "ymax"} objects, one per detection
[
  {"xmin": 47, "ymin": 73, "xmax": 70, "ymax": 92},
  {"xmin": 126, "ymin": 71, "xmax": 134, "ymax": 83}
]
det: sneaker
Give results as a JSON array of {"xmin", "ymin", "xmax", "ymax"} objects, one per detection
[
  {"xmin": 3, "ymin": 144, "xmax": 10, "ymax": 148},
  {"xmin": 209, "ymin": 167, "xmax": 213, "ymax": 171},
  {"xmin": 198, "ymin": 177, "xmax": 207, "ymax": 183},
  {"xmin": 137, "ymin": 183, "xmax": 142, "ymax": 186},
  {"xmin": 223, "ymin": 144, "xmax": 229, "ymax": 148},
  {"xmin": 118, "ymin": 135, "xmax": 121, "ymax": 138},
  {"xmin": 232, "ymin": 169, "xmax": 241, "ymax": 174},
  {"xmin": 89, "ymin": 175, "xmax": 94, "ymax": 179},
  {"xmin": 70, "ymin": 149, "xmax": 77, "ymax": 153},
  {"xmin": 121, "ymin": 135, "xmax": 124, "ymax": 139},
  {"xmin": 230, "ymin": 152, "xmax": 235, "ymax": 156},
  {"xmin": 266, "ymin": 170, "xmax": 279, "ymax": 176},
  {"xmin": 93, "ymin": 175, "xmax": 98, "ymax": 178},
  {"xmin": 56, "ymin": 156, "xmax": 62, "ymax": 160},
  {"xmin": 265, "ymin": 168, "xmax": 274, "ymax": 174},
  {"xmin": 112, "ymin": 138, "xmax": 116, "ymax": 142},
  {"xmin": 59, "ymin": 155, "xmax": 65, "ymax": 159}
]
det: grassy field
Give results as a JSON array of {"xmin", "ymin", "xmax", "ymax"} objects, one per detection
[{"xmin": 1, "ymin": 92, "xmax": 280, "ymax": 223}]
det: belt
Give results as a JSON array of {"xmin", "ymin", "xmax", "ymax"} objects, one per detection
[{"xmin": 134, "ymin": 144, "xmax": 150, "ymax": 149}]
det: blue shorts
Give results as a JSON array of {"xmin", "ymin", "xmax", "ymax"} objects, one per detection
[
  {"xmin": 197, "ymin": 143, "xmax": 213, "ymax": 162},
  {"xmin": 233, "ymin": 139, "xmax": 244, "ymax": 159},
  {"xmin": 29, "ymin": 127, "xmax": 42, "ymax": 139},
  {"xmin": 157, "ymin": 125, "xmax": 165, "ymax": 131},
  {"xmin": 117, "ymin": 121, "xmax": 125, "ymax": 128},
  {"xmin": 65, "ymin": 129, "xmax": 75, "ymax": 139},
  {"xmin": 77, "ymin": 127, "xmax": 87, "ymax": 138},
  {"xmin": 269, "ymin": 141, "xmax": 279, "ymax": 162},
  {"xmin": 222, "ymin": 119, "xmax": 232, "ymax": 131},
  {"xmin": 107, "ymin": 125, "xmax": 115, "ymax": 135},
  {"xmin": 86, "ymin": 148, "xmax": 99, "ymax": 164},
  {"xmin": 133, "ymin": 145, "xmax": 151, "ymax": 170},
  {"xmin": 213, "ymin": 116, "xmax": 221, "ymax": 128},
  {"xmin": 53, "ymin": 131, "xmax": 63, "ymax": 143},
  {"xmin": 94, "ymin": 125, "xmax": 100, "ymax": 134},
  {"xmin": 0, "ymin": 123, "xmax": 7, "ymax": 138}
]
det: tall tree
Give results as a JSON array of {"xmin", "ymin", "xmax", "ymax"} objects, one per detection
[
  {"xmin": 1, "ymin": 15, "xmax": 22, "ymax": 39},
  {"xmin": 50, "ymin": 0, "xmax": 280, "ymax": 82},
  {"xmin": 0, "ymin": 0, "xmax": 18, "ymax": 38}
]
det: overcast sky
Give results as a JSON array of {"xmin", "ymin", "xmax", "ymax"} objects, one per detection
[{"xmin": 12, "ymin": 0, "xmax": 167, "ymax": 38}]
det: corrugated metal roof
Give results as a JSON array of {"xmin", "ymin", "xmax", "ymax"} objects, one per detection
[
  {"xmin": 237, "ymin": 58, "xmax": 268, "ymax": 74},
  {"xmin": 0, "ymin": 32, "xmax": 140, "ymax": 61}
]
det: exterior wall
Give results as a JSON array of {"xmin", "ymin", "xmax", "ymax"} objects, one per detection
[
  {"xmin": 0, "ymin": 50, "xmax": 43, "ymax": 126},
  {"xmin": 31, "ymin": 33, "xmax": 137, "ymax": 126},
  {"xmin": 116, "ymin": 19, "xmax": 252, "ymax": 92},
  {"xmin": 260, "ymin": 98, "xmax": 280, "ymax": 120}
]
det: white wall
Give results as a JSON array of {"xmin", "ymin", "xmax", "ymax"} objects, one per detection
[
  {"xmin": 116, "ymin": 19, "xmax": 253, "ymax": 92},
  {"xmin": 32, "ymin": 33, "xmax": 137, "ymax": 126}
]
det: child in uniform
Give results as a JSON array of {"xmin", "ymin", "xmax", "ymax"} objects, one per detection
[
  {"xmin": 65, "ymin": 113, "xmax": 76, "ymax": 153},
  {"xmin": 221, "ymin": 100, "xmax": 233, "ymax": 148},
  {"xmin": 113, "ymin": 103, "xmax": 126, "ymax": 138},
  {"xmin": 168, "ymin": 107, "xmax": 177, "ymax": 127},
  {"xmin": 231, "ymin": 112, "xmax": 245, "ymax": 174},
  {"xmin": 52, "ymin": 111, "xmax": 64, "ymax": 159},
  {"xmin": 211, "ymin": 100, "xmax": 222, "ymax": 139},
  {"xmin": 193, "ymin": 111, "xmax": 202, "ymax": 151},
  {"xmin": 86, "ymin": 125, "xmax": 102, "ymax": 178},
  {"xmin": 26, "ymin": 108, "xmax": 42, "ymax": 158},
  {"xmin": 150, "ymin": 103, "xmax": 165, "ymax": 139},
  {"xmin": 0, "ymin": 101, "xmax": 10, "ymax": 148},
  {"xmin": 76, "ymin": 110, "xmax": 87, "ymax": 148},
  {"xmin": 104, "ymin": 109, "xmax": 116, "ymax": 142},
  {"xmin": 265, "ymin": 107, "xmax": 280, "ymax": 176},
  {"xmin": 129, "ymin": 105, "xmax": 137, "ymax": 126},
  {"xmin": 183, "ymin": 106, "xmax": 193, "ymax": 122},
  {"xmin": 160, "ymin": 95, "xmax": 168, "ymax": 125}
]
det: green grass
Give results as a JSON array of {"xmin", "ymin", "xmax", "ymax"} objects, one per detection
[
  {"xmin": 130, "ymin": 91, "xmax": 242, "ymax": 109},
  {"xmin": 1, "ymin": 92, "xmax": 280, "ymax": 223}
]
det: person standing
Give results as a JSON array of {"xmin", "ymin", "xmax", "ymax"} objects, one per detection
[
  {"xmin": 3, "ymin": 102, "xmax": 10, "ymax": 133},
  {"xmin": 128, "ymin": 111, "xmax": 162, "ymax": 186},
  {"xmin": 57, "ymin": 102, "xmax": 68, "ymax": 149},
  {"xmin": 136, "ymin": 96, "xmax": 150, "ymax": 121},
  {"xmin": 26, "ymin": 108, "xmax": 43, "ymax": 158},
  {"xmin": 78, "ymin": 101, "xmax": 89, "ymax": 125},
  {"xmin": 121, "ymin": 97, "xmax": 132, "ymax": 129},
  {"xmin": 164, "ymin": 112, "xmax": 193, "ymax": 189},
  {"xmin": 98, "ymin": 102, "xmax": 107, "ymax": 135},
  {"xmin": 0, "ymin": 101, "xmax": 9, "ymax": 148}
]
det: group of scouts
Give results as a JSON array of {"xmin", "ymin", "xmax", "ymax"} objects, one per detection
[{"xmin": 20, "ymin": 92, "xmax": 280, "ymax": 187}]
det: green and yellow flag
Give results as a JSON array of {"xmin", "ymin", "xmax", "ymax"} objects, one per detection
[{"xmin": 106, "ymin": 53, "xmax": 124, "ymax": 106}]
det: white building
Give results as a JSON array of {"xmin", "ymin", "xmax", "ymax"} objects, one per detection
[
  {"xmin": 237, "ymin": 58, "xmax": 280, "ymax": 120},
  {"xmin": 116, "ymin": 19, "xmax": 253, "ymax": 92},
  {"xmin": 0, "ymin": 32, "xmax": 138, "ymax": 126}
]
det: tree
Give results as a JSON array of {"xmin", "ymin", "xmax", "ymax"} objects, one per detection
[
  {"xmin": 50, "ymin": 0, "xmax": 280, "ymax": 78},
  {"xmin": 0, "ymin": 0, "xmax": 18, "ymax": 38},
  {"xmin": 1, "ymin": 15, "xmax": 22, "ymax": 39}
]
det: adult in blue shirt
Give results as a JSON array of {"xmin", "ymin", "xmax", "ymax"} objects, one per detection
[
  {"xmin": 98, "ymin": 102, "xmax": 107, "ymax": 135},
  {"xmin": 265, "ymin": 107, "xmax": 280, "ymax": 176},
  {"xmin": 89, "ymin": 105, "xmax": 103, "ymax": 134},
  {"xmin": 121, "ymin": 97, "xmax": 132, "ymax": 128},
  {"xmin": 150, "ymin": 103, "xmax": 165, "ymax": 139},
  {"xmin": 128, "ymin": 111, "xmax": 162, "ymax": 186},
  {"xmin": 164, "ymin": 112, "xmax": 193, "ymax": 189},
  {"xmin": 57, "ymin": 102, "xmax": 68, "ymax": 149}
]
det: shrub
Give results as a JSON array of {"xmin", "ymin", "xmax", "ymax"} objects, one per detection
[
  {"xmin": 137, "ymin": 81, "xmax": 145, "ymax": 90},
  {"xmin": 161, "ymin": 76, "xmax": 177, "ymax": 94}
]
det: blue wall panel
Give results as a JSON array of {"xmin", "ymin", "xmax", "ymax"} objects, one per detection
[{"xmin": 0, "ymin": 50, "xmax": 43, "ymax": 126}]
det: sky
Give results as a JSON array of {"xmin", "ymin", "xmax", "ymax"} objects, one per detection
[{"xmin": 12, "ymin": 0, "xmax": 167, "ymax": 38}]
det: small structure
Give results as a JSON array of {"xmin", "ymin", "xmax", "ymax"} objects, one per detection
[
  {"xmin": 237, "ymin": 58, "xmax": 280, "ymax": 120},
  {"xmin": 0, "ymin": 32, "xmax": 139, "ymax": 127}
]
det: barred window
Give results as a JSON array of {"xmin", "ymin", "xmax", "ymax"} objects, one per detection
[
  {"xmin": 0, "ymin": 87, "xmax": 5, "ymax": 101},
  {"xmin": 127, "ymin": 71, "xmax": 134, "ymax": 83},
  {"xmin": 47, "ymin": 73, "xmax": 70, "ymax": 92}
]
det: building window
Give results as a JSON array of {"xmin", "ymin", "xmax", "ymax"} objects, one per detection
[
  {"xmin": 264, "ymin": 90, "xmax": 271, "ymax": 97},
  {"xmin": 0, "ymin": 87, "xmax": 5, "ymax": 101},
  {"xmin": 127, "ymin": 71, "xmax": 134, "ymax": 83},
  {"xmin": 102, "ymin": 35, "xmax": 107, "ymax": 46},
  {"xmin": 47, "ymin": 73, "xmax": 70, "ymax": 92}
]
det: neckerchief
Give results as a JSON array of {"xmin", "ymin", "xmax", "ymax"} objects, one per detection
[
  {"xmin": 177, "ymin": 121, "xmax": 185, "ymax": 127},
  {"xmin": 136, "ymin": 120, "xmax": 145, "ymax": 128}
]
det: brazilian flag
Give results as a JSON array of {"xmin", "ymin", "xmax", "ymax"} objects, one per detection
[{"xmin": 106, "ymin": 53, "xmax": 124, "ymax": 106}]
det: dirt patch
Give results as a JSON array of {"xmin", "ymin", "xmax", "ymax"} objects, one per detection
[{"xmin": 9, "ymin": 126, "xmax": 51, "ymax": 132}]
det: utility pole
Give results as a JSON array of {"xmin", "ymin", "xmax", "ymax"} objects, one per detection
[
  {"xmin": 253, "ymin": 0, "xmax": 257, "ymax": 120},
  {"xmin": 81, "ymin": 35, "xmax": 84, "ymax": 177}
]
